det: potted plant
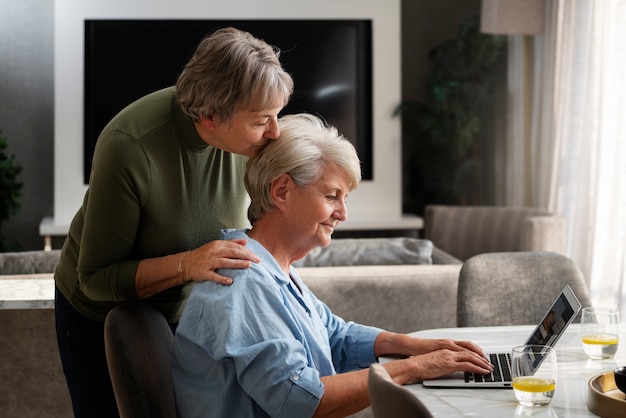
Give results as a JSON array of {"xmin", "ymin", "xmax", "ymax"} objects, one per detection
[
  {"xmin": 0, "ymin": 129, "xmax": 23, "ymax": 251},
  {"xmin": 396, "ymin": 16, "xmax": 505, "ymax": 215}
]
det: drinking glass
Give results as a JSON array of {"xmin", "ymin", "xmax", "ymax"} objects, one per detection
[
  {"xmin": 511, "ymin": 345, "xmax": 557, "ymax": 407},
  {"xmin": 581, "ymin": 307, "xmax": 620, "ymax": 360}
]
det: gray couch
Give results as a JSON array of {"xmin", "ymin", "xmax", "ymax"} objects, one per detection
[
  {"xmin": 295, "ymin": 237, "xmax": 462, "ymax": 333},
  {"xmin": 0, "ymin": 239, "xmax": 462, "ymax": 418}
]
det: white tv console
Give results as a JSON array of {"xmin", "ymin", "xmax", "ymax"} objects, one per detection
[{"xmin": 39, "ymin": 215, "xmax": 423, "ymax": 251}]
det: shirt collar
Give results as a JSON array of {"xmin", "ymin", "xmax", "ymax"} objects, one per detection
[{"xmin": 220, "ymin": 228, "xmax": 290, "ymax": 285}]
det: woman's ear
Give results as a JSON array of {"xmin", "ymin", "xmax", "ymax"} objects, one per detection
[
  {"xmin": 198, "ymin": 115, "xmax": 217, "ymax": 131},
  {"xmin": 270, "ymin": 173, "xmax": 292, "ymax": 211}
]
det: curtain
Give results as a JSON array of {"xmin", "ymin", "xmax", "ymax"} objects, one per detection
[{"xmin": 503, "ymin": 0, "xmax": 626, "ymax": 312}]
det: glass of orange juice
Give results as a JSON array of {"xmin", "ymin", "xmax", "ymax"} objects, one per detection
[
  {"xmin": 581, "ymin": 307, "xmax": 620, "ymax": 359},
  {"xmin": 511, "ymin": 345, "xmax": 557, "ymax": 407}
]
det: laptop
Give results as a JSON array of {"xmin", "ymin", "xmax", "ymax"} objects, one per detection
[{"xmin": 421, "ymin": 284, "xmax": 582, "ymax": 388}]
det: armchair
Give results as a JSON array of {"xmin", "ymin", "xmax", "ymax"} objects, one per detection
[{"xmin": 424, "ymin": 205, "xmax": 567, "ymax": 261}]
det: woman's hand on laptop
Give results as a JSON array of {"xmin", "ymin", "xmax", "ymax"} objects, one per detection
[
  {"xmin": 374, "ymin": 333, "xmax": 494, "ymax": 383},
  {"xmin": 407, "ymin": 347, "xmax": 494, "ymax": 381}
]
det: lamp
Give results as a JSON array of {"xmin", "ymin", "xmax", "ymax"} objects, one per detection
[{"xmin": 481, "ymin": 0, "xmax": 545, "ymax": 35}]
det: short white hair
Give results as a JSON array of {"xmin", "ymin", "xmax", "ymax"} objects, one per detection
[{"xmin": 245, "ymin": 113, "xmax": 361, "ymax": 224}]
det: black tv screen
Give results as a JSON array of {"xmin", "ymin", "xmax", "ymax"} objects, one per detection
[{"xmin": 84, "ymin": 19, "xmax": 373, "ymax": 184}]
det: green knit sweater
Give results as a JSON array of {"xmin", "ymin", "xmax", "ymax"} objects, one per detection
[{"xmin": 54, "ymin": 87, "xmax": 250, "ymax": 322}]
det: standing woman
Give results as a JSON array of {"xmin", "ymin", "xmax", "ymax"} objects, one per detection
[{"xmin": 54, "ymin": 27, "xmax": 293, "ymax": 418}]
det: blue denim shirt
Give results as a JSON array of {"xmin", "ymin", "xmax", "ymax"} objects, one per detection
[{"xmin": 172, "ymin": 229, "xmax": 383, "ymax": 417}]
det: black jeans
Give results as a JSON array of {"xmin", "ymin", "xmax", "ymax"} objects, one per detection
[{"xmin": 54, "ymin": 286, "xmax": 119, "ymax": 418}]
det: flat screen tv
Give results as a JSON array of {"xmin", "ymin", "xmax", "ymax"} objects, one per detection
[{"xmin": 84, "ymin": 19, "xmax": 373, "ymax": 184}]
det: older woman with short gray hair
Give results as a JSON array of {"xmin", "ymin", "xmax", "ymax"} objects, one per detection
[{"xmin": 172, "ymin": 113, "xmax": 492, "ymax": 418}]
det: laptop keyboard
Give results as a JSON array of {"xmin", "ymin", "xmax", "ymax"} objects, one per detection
[{"xmin": 464, "ymin": 353, "xmax": 512, "ymax": 383}]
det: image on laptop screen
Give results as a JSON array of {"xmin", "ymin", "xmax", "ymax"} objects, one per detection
[{"xmin": 525, "ymin": 291, "xmax": 578, "ymax": 347}]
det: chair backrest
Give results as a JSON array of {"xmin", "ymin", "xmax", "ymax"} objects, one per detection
[
  {"xmin": 104, "ymin": 301, "xmax": 177, "ymax": 418},
  {"xmin": 424, "ymin": 205, "xmax": 567, "ymax": 261},
  {"xmin": 368, "ymin": 363, "xmax": 433, "ymax": 418},
  {"xmin": 457, "ymin": 251, "xmax": 592, "ymax": 327}
]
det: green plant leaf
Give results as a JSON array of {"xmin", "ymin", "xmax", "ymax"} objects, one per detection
[{"xmin": 0, "ymin": 129, "xmax": 23, "ymax": 250}]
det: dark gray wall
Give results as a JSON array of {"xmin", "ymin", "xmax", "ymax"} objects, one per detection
[
  {"xmin": 0, "ymin": 0, "xmax": 480, "ymax": 251},
  {"xmin": 0, "ymin": 0, "xmax": 54, "ymax": 251}
]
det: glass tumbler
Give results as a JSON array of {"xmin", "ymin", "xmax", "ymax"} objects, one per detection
[
  {"xmin": 511, "ymin": 345, "xmax": 557, "ymax": 407},
  {"xmin": 581, "ymin": 307, "xmax": 620, "ymax": 360}
]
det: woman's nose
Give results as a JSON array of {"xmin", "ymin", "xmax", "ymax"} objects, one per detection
[
  {"xmin": 264, "ymin": 117, "xmax": 280, "ymax": 139},
  {"xmin": 333, "ymin": 201, "xmax": 348, "ymax": 222}
]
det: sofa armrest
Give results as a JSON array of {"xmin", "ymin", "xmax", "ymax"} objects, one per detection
[
  {"xmin": 431, "ymin": 247, "xmax": 462, "ymax": 265},
  {"xmin": 521, "ymin": 215, "xmax": 567, "ymax": 255},
  {"xmin": 298, "ymin": 264, "xmax": 461, "ymax": 334}
]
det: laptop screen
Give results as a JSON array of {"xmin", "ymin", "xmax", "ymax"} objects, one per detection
[{"xmin": 525, "ymin": 287, "xmax": 580, "ymax": 348}]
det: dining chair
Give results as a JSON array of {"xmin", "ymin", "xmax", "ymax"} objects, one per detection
[
  {"xmin": 457, "ymin": 251, "xmax": 592, "ymax": 327},
  {"xmin": 368, "ymin": 363, "xmax": 434, "ymax": 418},
  {"xmin": 104, "ymin": 301, "xmax": 177, "ymax": 418}
]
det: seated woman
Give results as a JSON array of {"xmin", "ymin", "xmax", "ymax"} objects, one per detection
[{"xmin": 171, "ymin": 113, "xmax": 493, "ymax": 418}]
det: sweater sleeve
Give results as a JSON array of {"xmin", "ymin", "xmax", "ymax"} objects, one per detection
[{"xmin": 76, "ymin": 130, "xmax": 149, "ymax": 301}]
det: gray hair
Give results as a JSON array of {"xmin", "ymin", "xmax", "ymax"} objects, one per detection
[
  {"xmin": 176, "ymin": 27, "xmax": 294, "ymax": 123},
  {"xmin": 245, "ymin": 113, "xmax": 361, "ymax": 224}
]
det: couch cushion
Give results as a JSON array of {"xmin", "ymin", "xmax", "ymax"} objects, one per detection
[
  {"xmin": 0, "ymin": 250, "xmax": 61, "ymax": 275},
  {"xmin": 293, "ymin": 238, "xmax": 433, "ymax": 267}
]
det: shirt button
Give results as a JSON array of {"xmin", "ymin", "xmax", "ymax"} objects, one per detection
[{"xmin": 293, "ymin": 374, "xmax": 300, "ymax": 381}]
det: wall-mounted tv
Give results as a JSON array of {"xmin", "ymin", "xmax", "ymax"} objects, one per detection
[{"xmin": 84, "ymin": 19, "xmax": 373, "ymax": 184}]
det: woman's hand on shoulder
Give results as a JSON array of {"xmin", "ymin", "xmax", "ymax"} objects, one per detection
[{"xmin": 182, "ymin": 239, "xmax": 261, "ymax": 285}]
